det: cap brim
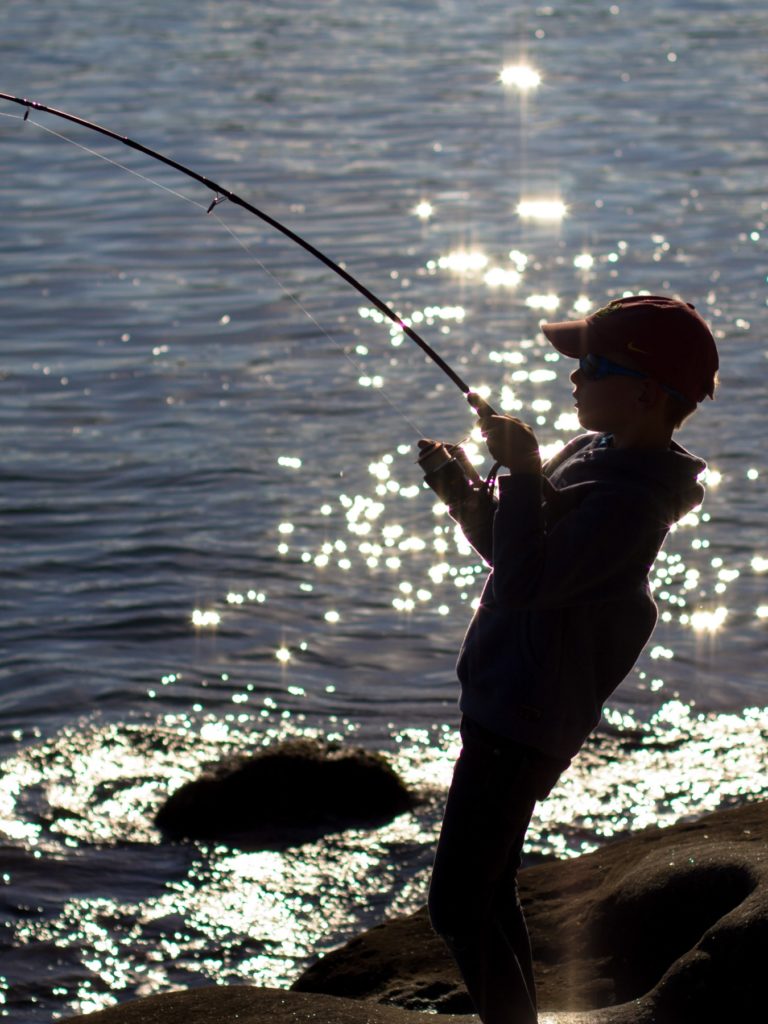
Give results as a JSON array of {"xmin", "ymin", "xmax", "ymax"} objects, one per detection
[{"xmin": 541, "ymin": 319, "xmax": 590, "ymax": 358}]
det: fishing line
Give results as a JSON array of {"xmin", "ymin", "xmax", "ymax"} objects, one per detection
[
  {"xmin": 0, "ymin": 94, "xmax": 486, "ymax": 413},
  {"xmin": 0, "ymin": 106, "xmax": 427, "ymax": 436},
  {"xmin": 207, "ymin": 211, "xmax": 428, "ymax": 436},
  {"xmin": 0, "ymin": 108, "xmax": 210, "ymax": 209}
]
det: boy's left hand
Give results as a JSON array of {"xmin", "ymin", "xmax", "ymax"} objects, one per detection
[{"xmin": 467, "ymin": 393, "xmax": 541, "ymax": 474}]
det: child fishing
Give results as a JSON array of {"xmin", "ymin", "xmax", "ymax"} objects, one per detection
[{"xmin": 421, "ymin": 294, "xmax": 719, "ymax": 1024}]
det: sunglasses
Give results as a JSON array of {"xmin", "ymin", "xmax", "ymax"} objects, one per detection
[
  {"xmin": 578, "ymin": 354, "xmax": 687, "ymax": 402},
  {"xmin": 578, "ymin": 354, "xmax": 648, "ymax": 382}
]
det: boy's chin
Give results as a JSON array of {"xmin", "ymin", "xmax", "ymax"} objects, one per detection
[
  {"xmin": 577, "ymin": 415, "xmax": 614, "ymax": 436},
  {"xmin": 576, "ymin": 409, "xmax": 609, "ymax": 433}
]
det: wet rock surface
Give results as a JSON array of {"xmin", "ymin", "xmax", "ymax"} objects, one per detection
[
  {"xmin": 154, "ymin": 738, "xmax": 416, "ymax": 846},
  {"xmin": 294, "ymin": 798, "xmax": 768, "ymax": 1022},
  {"xmin": 61, "ymin": 984, "xmax": 624, "ymax": 1024}
]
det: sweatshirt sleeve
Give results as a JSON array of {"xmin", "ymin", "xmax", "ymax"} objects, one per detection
[
  {"xmin": 489, "ymin": 472, "xmax": 666, "ymax": 609},
  {"xmin": 448, "ymin": 490, "xmax": 497, "ymax": 564}
]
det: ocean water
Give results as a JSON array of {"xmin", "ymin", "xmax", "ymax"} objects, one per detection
[{"xmin": 1, "ymin": 0, "xmax": 767, "ymax": 1018}]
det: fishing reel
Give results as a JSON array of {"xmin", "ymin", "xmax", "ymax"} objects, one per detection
[{"xmin": 417, "ymin": 440, "xmax": 500, "ymax": 521}]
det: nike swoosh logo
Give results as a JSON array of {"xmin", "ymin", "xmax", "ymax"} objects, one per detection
[{"xmin": 627, "ymin": 342, "xmax": 649, "ymax": 354}]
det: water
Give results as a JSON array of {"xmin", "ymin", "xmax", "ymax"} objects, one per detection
[{"xmin": 1, "ymin": 0, "xmax": 767, "ymax": 1017}]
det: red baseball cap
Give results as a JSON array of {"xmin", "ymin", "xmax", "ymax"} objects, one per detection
[{"xmin": 541, "ymin": 294, "xmax": 719, "ymax": 404}]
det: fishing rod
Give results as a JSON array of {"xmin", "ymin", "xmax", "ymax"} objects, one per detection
[
  {"xmin": 0, "ymin": 92, "xmax": 478, "ymax": 399},
  {"xmin": 1, "ymin": 93, "xmax": 503, "ymax": 502}
]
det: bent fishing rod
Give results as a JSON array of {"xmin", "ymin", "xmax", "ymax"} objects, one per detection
[{"xmin": 0, "ymin": 92, "xmax": 490, "ymax": 409}]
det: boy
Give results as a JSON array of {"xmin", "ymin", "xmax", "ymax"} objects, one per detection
[{"xmin": 422, "ymin": 295, "xmax": 719, "ymax": 1024}]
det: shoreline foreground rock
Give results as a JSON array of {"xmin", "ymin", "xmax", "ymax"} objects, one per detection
[{"xmin": 69, "ymin": 799, "xmax": 768, "ymax": 1024}]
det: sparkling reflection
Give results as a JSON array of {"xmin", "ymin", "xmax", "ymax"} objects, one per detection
[
  {"xmin": 412, "ymin": 200, "xmax": 434, "ymax": 220},
  {"xmin": 436, "ymin": 250, "xmax": 488, "ymax": 273},
  {"xmin": 516, "ymin": 198, "xmax": 568, "ymax": 221},
  {"xmin": 525, "ymin": 292, "xmax": 560, "ymax": 312},
  {"xmin": 3, "ymin": 708, "xmax": 768, "ymax": 1011},
  {"xmin": 573, "ymin": 253, "xmax": 595, "ymax": 270},
  {"xmin": 499, "ymin": 64, "xmax": 542, "ymax": 90},
  {"xmin": 688, "ymin": 607, "xmax": 728, "ymax": 633},
  {"xmin": 191, "ymin": 609, "xmax": 221, "ymax": 628},
  {"xmin": 484, "ymin": 266, "xmax": 522, "ymax": 288}
]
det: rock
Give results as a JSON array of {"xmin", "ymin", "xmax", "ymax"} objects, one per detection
[
  {"xmin": 294, "ymin": 798, "xmax": 768, "ymax": 1022},
  {"xmin": 294, "ymin": 904, "xmax": 471, "ymax": 1013},
  {"xmin": 60, "ymin": 983, "xmax": 631, "ymax": 1023},
  {"xmin": 59, "ymin": 985, "xmax": 464, "ymax": 1024},
  {"xmin": 154, "ymin": 738, "xmax": 416, "ymax": 846}
]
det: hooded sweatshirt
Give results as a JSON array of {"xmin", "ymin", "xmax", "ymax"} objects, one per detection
[{"xmin": 454, "ymin": 432, "xmax": 706, "ymax": 762}]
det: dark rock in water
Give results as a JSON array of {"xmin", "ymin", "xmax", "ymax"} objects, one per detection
[
  {"xmin": 294, "ymin": 798, "xmax": 768, "ymax": 1023},
  {"xmin": 154, "ymin": 738, "xmax": 416, "ymax": 846}
]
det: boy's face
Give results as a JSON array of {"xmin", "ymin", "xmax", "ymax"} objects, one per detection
[{"xmin": 569, "ymin": 351, "xmax": 651, "ymax": 434}]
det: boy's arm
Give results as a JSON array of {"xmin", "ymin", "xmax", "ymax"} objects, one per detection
[
  {"xmin": 469, "ymin": 393, "xmax": 543, "ymax": 477},
  {"xmin": 447, "ymin": 489, "xmax": 497, "ymax": 564},
  {"xmin": 471, "ymin": 398, "xmax": 668, "ymax": 608},
  {"xmin": 434, "ymin": 396, "xmax": 545, "ymax": 564},
  {"xmin": 490, "ymin": 473, "xmax": 667, "ymax": 608},
  {"xmin": 418, "ymin": 437, "xmax": 497, "ymax": 562}
]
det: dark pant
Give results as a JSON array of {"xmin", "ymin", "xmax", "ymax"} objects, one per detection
[{"xmin": 428, "ymin": 717, "xmax": 565, "ymax": 1024}]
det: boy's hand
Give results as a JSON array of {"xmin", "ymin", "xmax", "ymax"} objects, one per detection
[{"xmin": 467, "ymin": 392, "xmax": 541, "ymax": 474}]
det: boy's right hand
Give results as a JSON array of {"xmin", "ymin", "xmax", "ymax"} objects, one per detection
[
  {"xmin": 467, "ymin": 393, "xmax": 541, "ymax": 475},
  {"xmin": 466, "ymin": 391, "xmax": 494, "ymax": 423}
]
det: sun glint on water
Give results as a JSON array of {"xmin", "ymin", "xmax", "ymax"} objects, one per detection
[
  {"xmin": 499, "ymin": 64, "xmax": 542, "ymax": 90},
  {"xmin": 517, "ymin": 199, "xmax": 568, "ymax": 222}
]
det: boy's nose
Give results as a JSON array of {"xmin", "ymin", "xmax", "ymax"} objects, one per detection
[{"xmin": 570, "ymin": 367, "xmax": 582, "ymax": 385}]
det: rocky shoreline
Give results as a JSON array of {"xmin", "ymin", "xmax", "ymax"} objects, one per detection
[{"xmin": 66, "ymin": 797, "xmax": 768, "ymax": 1024}]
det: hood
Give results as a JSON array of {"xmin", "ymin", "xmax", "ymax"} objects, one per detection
[{"xmin": 546, "ymin": 433, "xmax": 706, "ymax": 525}]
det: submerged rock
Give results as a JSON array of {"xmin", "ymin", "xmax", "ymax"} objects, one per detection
[{"xmin": 154, "ymin": 738, "xmax": 416, "ymax": 846}]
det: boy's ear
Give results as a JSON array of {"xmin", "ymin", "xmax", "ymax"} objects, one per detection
[{"xmin": 637, "ymin": 377, "xmax": 666, "ymax": 410}]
